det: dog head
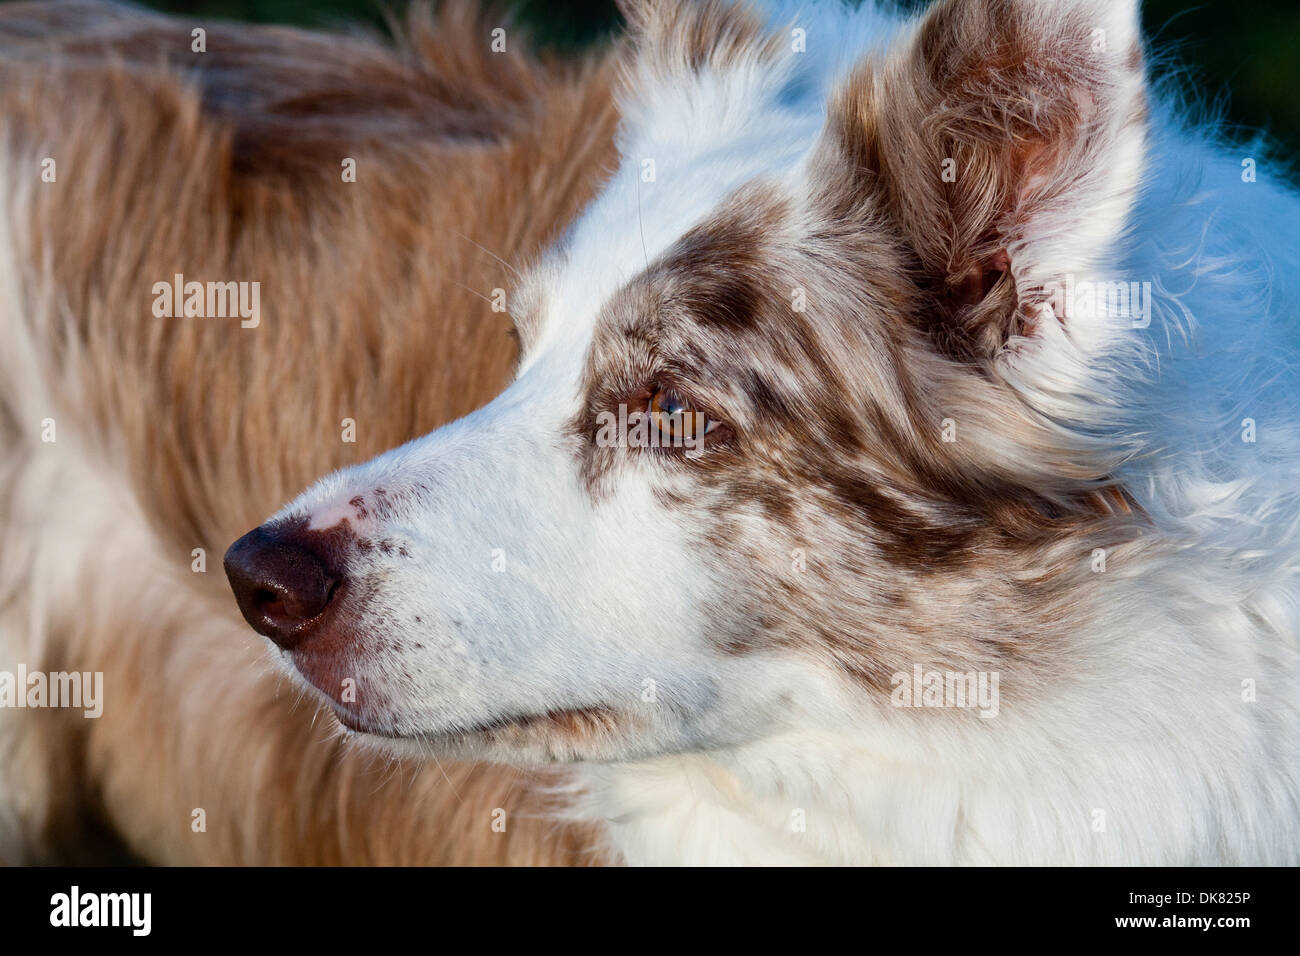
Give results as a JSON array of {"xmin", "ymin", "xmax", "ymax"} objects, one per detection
[{"xmin": 226, "ymin": 0, "xmax": 1150, "ymax": 763}]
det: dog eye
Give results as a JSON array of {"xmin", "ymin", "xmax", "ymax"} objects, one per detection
[{"xmin": 649, "ymin": 388, "xmax": 716, "ymax": 440}]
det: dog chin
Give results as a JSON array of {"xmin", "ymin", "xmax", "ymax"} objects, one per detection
[{"xmin": 326, "ymin": 700, "xmax": 634, "ymax": 764}]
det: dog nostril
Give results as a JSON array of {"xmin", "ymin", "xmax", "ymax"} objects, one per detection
[
  {"xmin": 251, "ymin": 588, "xmax": 289, "ymax": 618},
  {"xmin": 223, "ymin": 525, "xmax": 343, "ymax": 650}
]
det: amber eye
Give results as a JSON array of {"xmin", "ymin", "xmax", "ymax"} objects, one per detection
[{"xmin": 649, "ymin": 388, "xmax": 711, "ymax": 441}]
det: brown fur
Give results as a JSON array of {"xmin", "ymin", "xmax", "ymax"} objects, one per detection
[{"xmin": 0, "ymin": 0, "xmax": 618, "ymax": 864}]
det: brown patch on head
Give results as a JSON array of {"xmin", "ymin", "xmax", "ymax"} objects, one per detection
[{"xmin": 561, "ymin": 0, "xmax": 1153, "ymax": 699}]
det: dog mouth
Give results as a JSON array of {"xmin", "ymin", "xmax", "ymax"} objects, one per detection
[
  {"xmin": 331, "ymin": 703, "xmax": 621, "ymax": 745},
  {"xmin": 278, "ymin": 634, "xmax": 623, "ymax": 750}
]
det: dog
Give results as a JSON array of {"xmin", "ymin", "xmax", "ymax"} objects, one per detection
[{"xmin": 4, "ymin": 0, "xmax": 1299, "ymax": 865}]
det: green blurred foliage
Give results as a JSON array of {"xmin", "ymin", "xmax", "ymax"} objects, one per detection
[
  {"xmin": 141, "ymin": 0, "xmax": 1300, "ymax": 155},
  {"xmin": 1143, "ymin": 0, "xmax": 1300, "ymax": 156}
]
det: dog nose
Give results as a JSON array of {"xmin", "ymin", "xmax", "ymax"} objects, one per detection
[{"xmin": 224, "ymin": 525, "xmax": 341, "ymax": 649}]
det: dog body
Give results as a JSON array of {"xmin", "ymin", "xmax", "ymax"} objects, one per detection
[
  {"xmin": 0, "ymin": 0, "xmax": 617, "ymax": 864},
  {"xmin": 3, "ymin": 0, "xmax": 1299, "ymax": 865}
]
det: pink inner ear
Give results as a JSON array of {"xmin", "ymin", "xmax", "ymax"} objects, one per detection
[{"xmin": 956, "ymin": 248, "xmax": 1011, "ymax": 306}]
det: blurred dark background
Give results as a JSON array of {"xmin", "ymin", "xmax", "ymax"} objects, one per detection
[{"xmin": 136, "ymin": 0, "xmax": 1300, "ymax": 156}]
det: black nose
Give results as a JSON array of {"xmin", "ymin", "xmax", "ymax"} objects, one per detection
[{"xmin": 224, "ymin": 525, "xmax": 341, "ymax": 649}]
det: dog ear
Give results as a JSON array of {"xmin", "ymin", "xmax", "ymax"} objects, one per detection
[{"xmin": 825, "ymin": 0, "xmax": 1149, "ymax": 367}]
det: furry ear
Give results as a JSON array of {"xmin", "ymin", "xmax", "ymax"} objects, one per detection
[{"xmin": 828, "ymin": 0, "xmax": 1149, "ymax": 365}]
